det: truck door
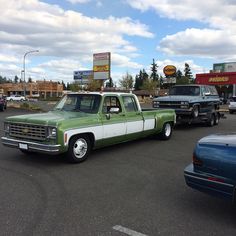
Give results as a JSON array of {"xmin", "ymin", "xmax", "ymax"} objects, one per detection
[
  {"xmin": 121, "ymin": 95, "xmax": 143, "ymax": 137},
  {"xmin": 101, "ymin": 95, "xmax": 126, "ymax": 144}
]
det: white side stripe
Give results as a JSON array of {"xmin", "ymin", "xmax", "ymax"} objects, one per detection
[{"xmin": 113, "ymin": 225, "xmax": 148, "ymax": 236}]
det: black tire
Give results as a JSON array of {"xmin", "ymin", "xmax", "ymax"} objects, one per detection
[
  {"xmin": 192, "ymin": 106, "xmax": 199, "ymax": 118},
  {"xmin": 159, "ymin": 122, "xmax": 172, "ymax": 140},
  {"xmin": 229, "ymin": 110, "xmax": 233, "ymax": 114},
  {"xmin": 207, "ymin": 114, "xmax": 215, "ymax": 127},
  {"xmin": 66, "ymin": 134, "xmax": 91, "ymax": 163},
  {"xmin": 214, "ymin": 113, "xmax": 219, "ymax": 125}
]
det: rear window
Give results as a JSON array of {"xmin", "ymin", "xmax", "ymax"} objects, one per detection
[{"xmin": 169, "ymin": 86, "xmax": 200, "ymax": 96}]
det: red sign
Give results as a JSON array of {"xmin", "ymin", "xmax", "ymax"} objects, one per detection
[{"xmin": 196, "ymin": 72, "xmax": 236, "ymax": 85}]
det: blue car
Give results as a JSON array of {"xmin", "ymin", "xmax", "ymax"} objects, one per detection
[{"xmin": 184, "ymin": 133, "xmax": 236, "ymax": 202}]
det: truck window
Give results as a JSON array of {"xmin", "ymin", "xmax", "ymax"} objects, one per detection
[
  {"xmin": 208, "ymin": 86, "xmax": 218, "ymax": 95},
  {"xmin": 102, "ymin": 96, "xmax": 122, "ymax": 113},
  {"xmin": 54, "ymin": 94, "xmax": 101, "ymax": 113},
  {"xmin": 122, "ymin": 96, "xmax": 138, "ymax": 112},
  {"xmin": 169, "ymin": 86, "xmax": 200, "ymax": 96}
]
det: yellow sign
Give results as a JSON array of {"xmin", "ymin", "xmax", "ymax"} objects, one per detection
[
  {"xmin": 163, "ymin": 65, "xmax": 177, "ymax": 76},
  {"xmin": 208, "ymin": 77, "xmax": 229, "ymax": 83},
  {"xmin": 93, "ymin": 65, "xmax": 109, "ymax": 72}
]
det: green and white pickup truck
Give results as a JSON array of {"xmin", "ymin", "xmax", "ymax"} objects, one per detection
[{"xmin": 1, "ymin": 92, "xmax": 176, "ymax": 163}]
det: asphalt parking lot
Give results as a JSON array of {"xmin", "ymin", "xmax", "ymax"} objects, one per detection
[{"xmin": 0, "ymin": 108, "xmax": 236, "ymax": 236}]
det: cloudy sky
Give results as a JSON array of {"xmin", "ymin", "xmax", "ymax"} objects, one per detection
[{"xmin": 1, "ymin": 0, "xmax": 236, "ymax": 84}]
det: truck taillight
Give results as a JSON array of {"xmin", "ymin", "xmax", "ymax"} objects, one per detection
[{"xmin": 192, "ymin": 153, "xmax": 203, "ymax": 166}]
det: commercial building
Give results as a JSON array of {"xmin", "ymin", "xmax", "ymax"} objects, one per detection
[
  {"xmin": 0, "ymin": 80, "xmax": 63, "ymax": 99},
  {"xmin": 196, "ymin": 62, "xmax": 236, "ymax": 100}
]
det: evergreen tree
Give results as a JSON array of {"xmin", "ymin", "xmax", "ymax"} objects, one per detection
[
  {"xmin": 61, "ymin": 80, "xmax": 66, "ymax": 90},
  {"xmin": 28, "ymin": 77, "xmax": 32, "ymax": 83},
  {"xmin": 105, "ymin": 77, "xmax": 114, "ymax": 88},
  {"xmin": 184, "ymin": 63, "xmax": 193, "ymax": 83},
  {"xmin": 134, "ymin": 74, "xmax": 141, "ymax": 90},
  {"xmin": 150, "ymin": 59, "xmax": 159, "ymax": 81},
  {"xmin": 142, "ymin": 69, "xmax": 149, "ymax": 81},
  {"xmin": 14, "ymin": 75, "xmax": 19, "ymax": 83}
]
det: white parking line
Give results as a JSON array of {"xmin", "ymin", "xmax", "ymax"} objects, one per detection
[{"xmin": 113, "ymin": 225, "xmax": 148, "ymax": 236}]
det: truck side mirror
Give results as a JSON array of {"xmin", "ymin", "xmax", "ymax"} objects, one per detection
[{"xmin": 109, "ymin": 107, "xmax": 120, "ymax": 113}]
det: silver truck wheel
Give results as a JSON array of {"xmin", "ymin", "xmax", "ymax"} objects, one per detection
[
  {"xmin": 192, "ymin": 106, "xmax": 199, "ymax": 118},
  {"xmin": 214, "ymin": 113, "xmax": 219, "ymax": 125},
  {"xmin": 207, "ymin": 114, "xmax": 215, "ymax": 127},
  {"xmin": 159, "ymin": 122, "xmax": 172, "ymax": 140},
  {"xmin": 67, "ymin": 135, "xmax": 91, "ymax": 163}
]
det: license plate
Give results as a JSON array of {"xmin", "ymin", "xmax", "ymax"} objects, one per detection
[{"xmin": 19, "ymin": 143, "xmax": 28, "ymax": 150}]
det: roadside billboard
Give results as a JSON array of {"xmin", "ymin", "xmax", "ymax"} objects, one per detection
[
  {"xmin": 163, "ymin": 65, "xmax": 176, "ymax": 76},
  {"xmin": 162, "ymin": 77, "xmax": 176, "ymax": 84},
  {"xmin": 93, "ymin": 52, "xmax": 111, "ymax": 80},
  {"xmin": 213, "ymin": 62, "xmax": 236, "ymax": 72},
  {"xmin": 73, "ymin": 70, "xmax": 93, "ymax": 84}
]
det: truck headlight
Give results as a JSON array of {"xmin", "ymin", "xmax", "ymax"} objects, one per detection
[
  {"xmin": 48, "ymin": 127, "xmax": 57, "ymax": 139},
  {"xmin": 153, "ymin": 101, "xmax": 160, "ymax": 108},
  {"xmin": 4, "ymin": 123, "xmax": 10, "ymax": 133},
  {"xmin": 180, "ymin": 101, "xmax": 189, "ymax": 108}
]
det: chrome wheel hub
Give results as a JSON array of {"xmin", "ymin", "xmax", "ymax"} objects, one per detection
[
  {"xmin": 73, "ymin": 138, "xmax": 88, "ymax": 159},
  {"xmin": 165, "ymin": 124, "xmax": 171, "ymax": 137}
]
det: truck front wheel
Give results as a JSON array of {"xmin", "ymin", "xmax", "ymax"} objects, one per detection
[
  {"xmin": 192, "ymin": 106, "xmax": 199, "ymax": 118},
  {"xmin": 159, "ymin": 122, "xmax": 172, "ymax": 140},
  {"xmin": 67, "ymin": 135, "xmax": 91, "ymax": 163}
]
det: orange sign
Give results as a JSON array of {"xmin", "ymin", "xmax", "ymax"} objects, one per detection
[
  {"xmin": 93, "ymin": 65, "xmax": 109, "ymax": 72},
  {"xmin": 163, "ymin": 65, "xmax": 176, "ymax": 76}
]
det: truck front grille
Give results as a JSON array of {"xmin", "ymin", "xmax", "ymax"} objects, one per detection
[
  {"xmin": 9, "ymin": 123, "xmax": 47, "ymax": 141},
  {"xmin": 159, "ymin": 101, "xmax": 181, "ymax": 109}
]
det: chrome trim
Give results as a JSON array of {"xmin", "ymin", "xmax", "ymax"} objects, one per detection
[
  {"xmin": 184, "ymin": 173, "xmax": 234, "ymax": 188},
  {"xmin": 1, "ymin": 137, "xmax": 61, "ymax": 154}
]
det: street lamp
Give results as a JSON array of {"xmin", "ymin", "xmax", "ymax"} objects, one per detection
[{"xmin": 23, "ymin": 50, "xmax": 39, "ymax": 96}]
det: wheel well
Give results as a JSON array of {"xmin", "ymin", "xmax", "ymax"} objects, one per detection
[{"xmin": 69, "ymin": 133, "xmax": 95, "ymax": 148}]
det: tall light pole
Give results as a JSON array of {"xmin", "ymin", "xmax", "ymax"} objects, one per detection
[{"xmin": 23, "ymin": 50, "xmax": 39, "ymax": 96}]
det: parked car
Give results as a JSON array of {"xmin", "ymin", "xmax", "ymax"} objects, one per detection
[
  {"xmin": 228, "ymin": 96, "xmax": 236, "ymax": 114},
  {"xmin": 153, "ymin": 84, "xmax": 221, "ymax": 126},
  {"xmin": 0, "ymin": 95, "xmax": 7, "ymax": 111},
  {"xmin": 1, "ymin": 92, "xmax": 176, "ymax": 163},
  {"xmin": 6, "ymin": 95, "xmax": 27, "ymax": 102},
  {"xmin": 184, "ymin": 133, "xmax": 236, "ymax": 202}
]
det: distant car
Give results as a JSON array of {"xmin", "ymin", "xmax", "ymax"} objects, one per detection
[
  {"xmin": 0, "ymin": 95, "xmax": 7, "ymax": 111},
  {"xmin": 6, "ymin": 95, "xmax": 27, "ymax": 102},
  {"xmin": 228, "ymin": 96, "xmax": 236, "ymax": 114},
  {"xmin": 184, "ymin": 133, "xmax": 236, "ymax": 202}
]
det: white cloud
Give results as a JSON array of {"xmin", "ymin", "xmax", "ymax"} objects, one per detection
[
  {"xmin": 127, "ymin": 0, "xmax": 236, "ymax": 25},
  {"xmin": 0, "ymin": 54, "xmax": 20, "ymax": 63},
  {"xmin": 67, "ymin": 0, "xmax": 90, "ymax": 4},
  {"xmin": 0, "ymin": 0, "xmax": 153, "ymax": 57},
  {"xmin": 155, "ymin": 59, "xmax": 206, "ymax": 77},
  {"xmin": 159, "ymin": 28, "xmax": 236, "ymax": 60},
  {"xmin": 112, "ymin": 53, "xmax": 143, "ymax": 69},
  {"xmin": 0, "ymin": 0, "xmax": 154, "ymax": 80},
  {"xmin": 127, "ymin": 0, "xmax": 236, "ymax": 60}
]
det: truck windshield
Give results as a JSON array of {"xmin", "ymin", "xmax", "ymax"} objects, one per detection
[
  {"xmin": 169, "ymin": 86, "xmax": 200, "ymax": 96},
  {"xmin": 54, "ymin": 94, "xmax": 101, "ymax": 113}
]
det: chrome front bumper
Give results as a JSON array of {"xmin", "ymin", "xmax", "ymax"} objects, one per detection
[{"xmin": 1, "ymin": 137, "xmax": 61, "ymax": 155}]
